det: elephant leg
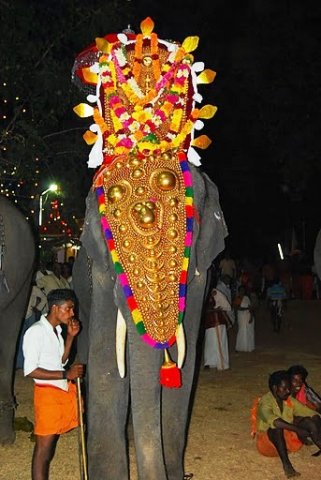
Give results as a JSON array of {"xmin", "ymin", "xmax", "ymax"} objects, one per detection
[
  {"xmin": 126, "ymin": 315, "xmax": 168, "ymax": 480},
  {"xmin": 0, "ymin": 277, "xmax": 32, "ymax": 444},
  {"xmin": 86, "ymin": 266, "xmax": 130, "ymax": 480},
  {"xmin": 162, "ymin": 273, "xmax": 207, "ymax": 480}
]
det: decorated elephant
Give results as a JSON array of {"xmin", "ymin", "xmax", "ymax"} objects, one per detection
[
  {"xmin": 72, "ymin": 18, "xmax": 227, "ymax": 479},
  {"xmin": 0, "ymin": 195, "xmax": 35, "ymax": 444}
]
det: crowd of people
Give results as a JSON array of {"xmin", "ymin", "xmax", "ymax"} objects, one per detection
[{"xmin": 202, "ymin": 248, "xmax": 320, "ymax": 372}]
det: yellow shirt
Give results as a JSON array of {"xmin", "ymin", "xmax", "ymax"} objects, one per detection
[{"xmin": 257, "ymin": 391, "xmax": 318, "ymax": 432}]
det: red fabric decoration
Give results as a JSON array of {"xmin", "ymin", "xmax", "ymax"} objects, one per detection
[
  {"xmin": 159, "ymin": 350, "xmax": 182, "ymax": 388},
  {"xmin": 160, "ymin": 364, "xmax": 182, "ymax": 388}
]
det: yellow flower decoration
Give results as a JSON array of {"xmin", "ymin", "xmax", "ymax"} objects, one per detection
[
  {"xmin": 81, "ymin": 67, "xmax": 98, "ymax": 84},
  {"xmin": 140, "ymin": 17, "xmax": 155, "ymax": 36},
  {"xmin": 182, "ymin": 36, "xmax": 199, "ymax": 53},
  {"xmin": 199, "ymin": 105, "xmax": 218, "ymax": 119},
  {"xmin": 191, "ymin": 135, "xmax": 212, "ymax": 149},
  {"xmin": 83, "ymin": 130, "xmax": 98, "ymax": 145},
  {"xmin": 95, "ymin": 37, "xmax": 111, "ymax": 54},
  {"xmin": 73, "ymin": 103, "xmax": 94, "ymax": 118},
  {"xmin": 197, "ymin": 69, "xmax": 216, "ymax": 84}
]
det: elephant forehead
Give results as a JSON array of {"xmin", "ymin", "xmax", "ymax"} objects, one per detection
[{"xmin": 100, "ymin": 150, "xmax": 189, "ymax": 344}]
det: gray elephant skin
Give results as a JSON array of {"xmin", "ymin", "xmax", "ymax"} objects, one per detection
[
  {"xmin": 73, "ymin": 166, "xmax": 226, "ymax": 480},
  {"xmin": 0, "ymin": 195, "xmax": 35, "ymax": 444}
]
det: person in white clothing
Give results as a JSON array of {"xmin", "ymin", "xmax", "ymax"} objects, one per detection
[
  {"xmin": 203, "ymin": 288, "xmax": 232, "ymax": 370},
  {"xmin": 216, "ymin": 274, "xmax": 235, "ymax": 326},
  {"xmin": 37, "ymin": 262, "xmax": 71, "ymax": 295},
  {"xmin": 234, "ymin": 285, "xmax": 255, "ymax": 352},
  {"xmin": 23, "ymin": 289, "xmax": 84, "ymax": 480},
  {"xmin": 16, "ymin": 283, "xmax": 48, "ymax": 369}
]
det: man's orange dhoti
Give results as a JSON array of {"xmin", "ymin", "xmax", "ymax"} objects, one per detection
[
  {"xmin": 34, "ymin": 382, "xmax": 79, "ymax": 436},
  {"xmin": 256, "ymin": 430, "xmax": 303, "ymax": 457}
]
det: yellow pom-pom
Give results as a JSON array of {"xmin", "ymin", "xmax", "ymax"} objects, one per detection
[
  {"xmin": 73, "ymin": 103, "xmax": 94, "ymax": 118},
  {"xmin": 191, "ymin": 135, "xmax": 212, "ymax": 149},
  {"xmin": 83, "ymin": 130, "xmax": 98, "ymax": 145},
  {"xmin": 197, "ymin": 69, "xmax": 216, "ymax": 84},
  {"xmin": 81, "ymin": 67, "xmax": 98, "ymax": 85},
  {"xmin": 95, "ymin": 37, "xmax": 112, "ymax": 54},
  {"xmin": 141, "ymin": 17, "xmax": 155, "ymax": 36},
  {"xmin": 182, "ymin": 36, "xmax": 199, "ymax": 53},
  {"xmin": 199, "ymin": 105, "xmax": 218, "ymax": 119}
]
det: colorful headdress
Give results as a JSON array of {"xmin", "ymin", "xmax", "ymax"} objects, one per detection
[{"xmin": 73, "ymin": 17, "xmax": 217, "ymax": 387}]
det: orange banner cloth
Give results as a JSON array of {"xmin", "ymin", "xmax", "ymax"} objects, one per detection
[{"xmin": 34, "ymin": 382, "xmax": 79, "ymax": 436}]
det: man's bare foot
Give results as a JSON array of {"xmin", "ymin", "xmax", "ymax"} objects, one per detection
[
  {"xmin": 283, "ymin": 463, "xmax": 301, "ymax": 478},
  {"xmin": 284, "ymin": 467, "xmax": 301, "ymax": 478}
]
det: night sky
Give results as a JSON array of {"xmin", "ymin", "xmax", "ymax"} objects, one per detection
[
  {"xmin": 133, "ymin": 0, "xmax": 321, "ymax": 260},
  {"xmin": 2, "ymin": 0, "xmax": 321, "ymax": 261}
]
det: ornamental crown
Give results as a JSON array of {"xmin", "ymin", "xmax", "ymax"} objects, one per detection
[{"xmin": 72, "ymin": 17, "xmax": 217, "ymax": 168}]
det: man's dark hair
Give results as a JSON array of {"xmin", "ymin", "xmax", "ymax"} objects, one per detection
[
  {"xmin": 287, "ymin": 365, "xmax": 308, "ymax": 381},
  {"xmin": 268, "ymin": 370, "xmax": 290, "ymax": 392},
  {"xmin": 47, "ymin": 289, "xmax": 76, "ymax": 311}
]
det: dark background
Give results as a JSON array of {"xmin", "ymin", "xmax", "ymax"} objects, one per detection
[{"xmin": 1, "ymin": 0, "xmax": 320, "ymax": 261}]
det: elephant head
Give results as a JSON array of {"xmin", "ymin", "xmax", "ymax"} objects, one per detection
[{"xmin": 72, "ymin": 17, "xmax": 220, "ymax": 388}]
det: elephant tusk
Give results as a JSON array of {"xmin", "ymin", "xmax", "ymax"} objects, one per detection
[
  {"xmin": 176, "ymin": 323, "xmax": 186, "ymax": 368},
  {"xmin": 116, "ymin": 309, "xmax": 127, "ymax": 378},
  {"xmin": 195, "ymin": 267, "xmax": 200, "ymax": 276}
]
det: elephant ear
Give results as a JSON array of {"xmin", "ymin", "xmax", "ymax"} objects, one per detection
[
  {"xmin": 80, "ymin": 190, "xmax": 111, "ymax": 268},
  {"xmin": 194, "ymin": 171, "xmax": 228, "ymax": 273}
]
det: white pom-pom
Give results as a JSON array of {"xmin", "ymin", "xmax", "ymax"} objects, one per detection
[
  {"xmin": 87, "ymin": 94, "xmax": 98, "ymax": 103},
  {"xmin": 89, "ymin": 124, "xmax": 99, "ymax": 133},
  {"xmin": 194, "ymin": 120, "xmax": 204, "ymax": 131},
  {"xmin": 90, "ymin": 63, "xmax": 100, "ymax": 73},
  {"xmin": 193, "ymin": 93, "xmax": 203, "ymax": 103},
  {"xmin": 117, "ymin": 33, "xmax": 128, "ymax": 44},
  {"xmin": 192, "ymin": 62, "xmax": 205, "ymax": 73},
  {"xmin": 187, "ymin": 147, "xmax": 202, "ymax": 166}
]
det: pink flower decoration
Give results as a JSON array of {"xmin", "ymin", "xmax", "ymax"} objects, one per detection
[{"xmin": 117, "ymin": 138, "xmax": 133, "ymax": 148}]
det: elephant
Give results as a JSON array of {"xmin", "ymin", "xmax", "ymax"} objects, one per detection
[
  {"xmin": 73, "ymin": 165, "xmax": 227, "ymax": 480},
  {"xmin": 71, "ymin": 16, "xmax": 227, "ymax": 479},
  {"xmin": 0, "ymin": 195, "xmax": 35, "ymax": 444}
]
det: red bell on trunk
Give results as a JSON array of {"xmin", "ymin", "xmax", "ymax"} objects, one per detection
[{"xmin": 159, "ymin": 349, "xmax": 182, "ymax": 388}]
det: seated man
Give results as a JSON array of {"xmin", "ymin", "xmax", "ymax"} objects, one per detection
[
  {"xmin": 256, "ymin": 370, "xmax": 321, "ymax": 478},
  {"xmin": 288, "ymin": 365, "xmax": 321, "ymax": 413}
]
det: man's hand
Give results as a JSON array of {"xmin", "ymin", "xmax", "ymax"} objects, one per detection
[
  {"xmin": 66, "ymin": 363, "xmax": 85, "ymax": 380},
  {"xmin": 67, "ymin": 318, "xmax": 81, "ymax": 337}
]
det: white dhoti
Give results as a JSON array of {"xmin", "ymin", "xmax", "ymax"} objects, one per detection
[
  {"xmin": 235, "ymin": 314, "xmax": 255, "ymax": 352},
  {"xmin": 204, "ymin": 325, "xmax": 229, "ymax": 370}
]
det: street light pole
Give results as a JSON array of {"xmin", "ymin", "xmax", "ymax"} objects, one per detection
[{"xmin": 38, "ymin": 184, "xmax": 58, "ymax": 226}]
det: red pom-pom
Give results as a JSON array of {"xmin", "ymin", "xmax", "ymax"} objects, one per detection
[{"xmin": 160, "ymin": 365, "xmax": 182, "ymax": 388}]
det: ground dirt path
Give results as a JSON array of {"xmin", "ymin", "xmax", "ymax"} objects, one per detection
[{"xmin": 1, "ymin": 300, "xmax": 321, "ymax": 480}]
